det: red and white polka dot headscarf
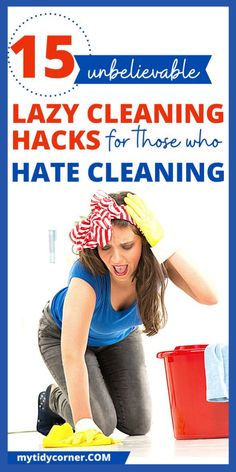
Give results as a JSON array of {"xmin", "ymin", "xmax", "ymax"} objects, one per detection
[{"xmin": 69, "ymin": 190, "xmax": 136, "ymax": 252}]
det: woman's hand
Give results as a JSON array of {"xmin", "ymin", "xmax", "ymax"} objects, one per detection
[
  {"xmin": 125, "ymin": 193, "xmax": 176, "ymax": 263},
  {"xmin": 75, "ymin": 418, "xmax": 102, "ymax": 433},
  {"xmin": 124, "ymin": 193, "xmax": 164, "ymax": 247}
]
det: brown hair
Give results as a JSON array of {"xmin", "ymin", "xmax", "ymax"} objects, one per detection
[{"xmin": 78, "ymin": 192, "xmax": 168, "ymax": 336}]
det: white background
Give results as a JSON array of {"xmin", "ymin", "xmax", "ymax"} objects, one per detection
[{"xmin": 8, "ymin": 6, "xmax": 228, "ymax": 434}]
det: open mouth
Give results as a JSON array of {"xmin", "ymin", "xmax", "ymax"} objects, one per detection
[{"xmin": 113, "ymin": 265, "xmax": 128, "ymax": 276}]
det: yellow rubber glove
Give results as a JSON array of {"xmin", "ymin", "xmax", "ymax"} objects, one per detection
[
  {"xmin": 42, "ymin": 423, "xmax": 121, "ymax": 448},
  {"xmin": 124, "ymin": 193, "xmax": 164, "ymax": 247}
]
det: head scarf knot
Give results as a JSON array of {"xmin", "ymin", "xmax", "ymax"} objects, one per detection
[{"xmin": 69, "ymin": 190, "xmax": 136, "ymax": 252}]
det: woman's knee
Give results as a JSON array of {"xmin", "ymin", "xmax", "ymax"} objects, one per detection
[
  {"xmin": 117, "ymin": 404, "xmax": 152, "ymax": 436},
  {"xmin": 94, "ymin": 407, "xmax": 117, "ymax": 436}
]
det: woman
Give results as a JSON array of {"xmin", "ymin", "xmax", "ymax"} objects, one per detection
[{"xmin": 37, "ymin": 190, "xmax": 217, "ymax": 438}]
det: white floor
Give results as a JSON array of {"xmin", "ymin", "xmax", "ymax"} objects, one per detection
[
  {"xmin": 8, "ymin": 424, "xmax": 228, "ymax": 465},
  {"xmin": 8, "ymin": 337, "xmax": 229, "ymax": 465}
]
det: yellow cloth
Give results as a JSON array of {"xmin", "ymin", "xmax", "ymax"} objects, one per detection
[
  {"xmin": 42, "ymin": 423, "xmax": 121, "ymax": 448},
  {"xmin": 124, "ymin": 193, "xmax": 164, "ymax": 247}
]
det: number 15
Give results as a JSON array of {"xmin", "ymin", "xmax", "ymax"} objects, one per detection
[{"xmin": 11, "ymin": 35, "xmax": 75, "ymax": 79}]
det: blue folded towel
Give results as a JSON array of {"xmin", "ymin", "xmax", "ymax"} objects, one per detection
[{"xmin": 204, "ymin": 344, "xmax": 229, "ymax": 402}]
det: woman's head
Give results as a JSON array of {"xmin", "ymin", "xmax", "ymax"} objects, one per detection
[
  {"xmin": 97, "ymin": 223, "xmax": 142, "ymax": 283},
  {"xmin": 78, "ymin": 191, "xmax": 168, "ymax": 335},
  {"xmin": 78, "ymin": 191, "xmax": 147, "ymax": 277}
]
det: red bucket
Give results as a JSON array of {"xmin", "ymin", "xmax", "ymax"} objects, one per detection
[{"xmin": 157, "ymin": 345, "xmax": 228, "ymax": 439}]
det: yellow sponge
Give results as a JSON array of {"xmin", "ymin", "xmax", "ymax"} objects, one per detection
[{"xmin": 42, "ymin": 423, "xmax": 121, "ymax": 448}]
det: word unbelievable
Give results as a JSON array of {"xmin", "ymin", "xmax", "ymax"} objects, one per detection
[
  {"xmin": 86, "ymin": 58, "xmax": 200, "ymax": 82},
  {"xmin": 12, "ymin": 161, "xmax": 224, "ymax": 182}
]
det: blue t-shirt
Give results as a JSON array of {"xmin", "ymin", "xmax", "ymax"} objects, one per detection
[{"xmin": 50, "ymin": 260, "xmax": 142, "ymax": 347}]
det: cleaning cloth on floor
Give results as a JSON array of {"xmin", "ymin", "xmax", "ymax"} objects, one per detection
[
  {"xmin": 204, "ymin": 343, "xmax": 229, "ymax": 402},
  {"xmin": 42, "ymin": 423, "xmax": 121, "ymax": 448}
]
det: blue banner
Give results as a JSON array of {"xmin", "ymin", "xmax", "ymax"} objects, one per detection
[
  {"xmin": 8, "ymin": 451, "xmax": 130, "ymax": 465},
  {"xmin": 74, "ymin": 55, "xmax": 211, "ymax": 84}
]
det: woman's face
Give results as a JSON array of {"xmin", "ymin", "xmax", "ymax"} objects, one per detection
[{"xmin": 97, "ymin": 224, "xmax": 142, "ymax": 283}]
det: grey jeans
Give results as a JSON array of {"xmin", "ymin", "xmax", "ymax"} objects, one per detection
[{"xmin": 38, "ymin": 302, "xmax": 152, "ymax": 436}]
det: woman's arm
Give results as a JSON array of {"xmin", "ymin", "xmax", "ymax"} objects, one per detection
[
  {"xmin": 164, "ymin": 250, "xmax": 218, "ymax": 305},
  {"xmin": 124, "ymin": 193, "xmax": 219, "ymax": 306},
  {"xmin": 61, "ymin": 277, "xmax": 96, "ymax": 425}
]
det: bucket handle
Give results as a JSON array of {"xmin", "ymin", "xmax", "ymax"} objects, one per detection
[{"xmin": 157, "ymin": 351, "xmax": 174, "ymax": 359}]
